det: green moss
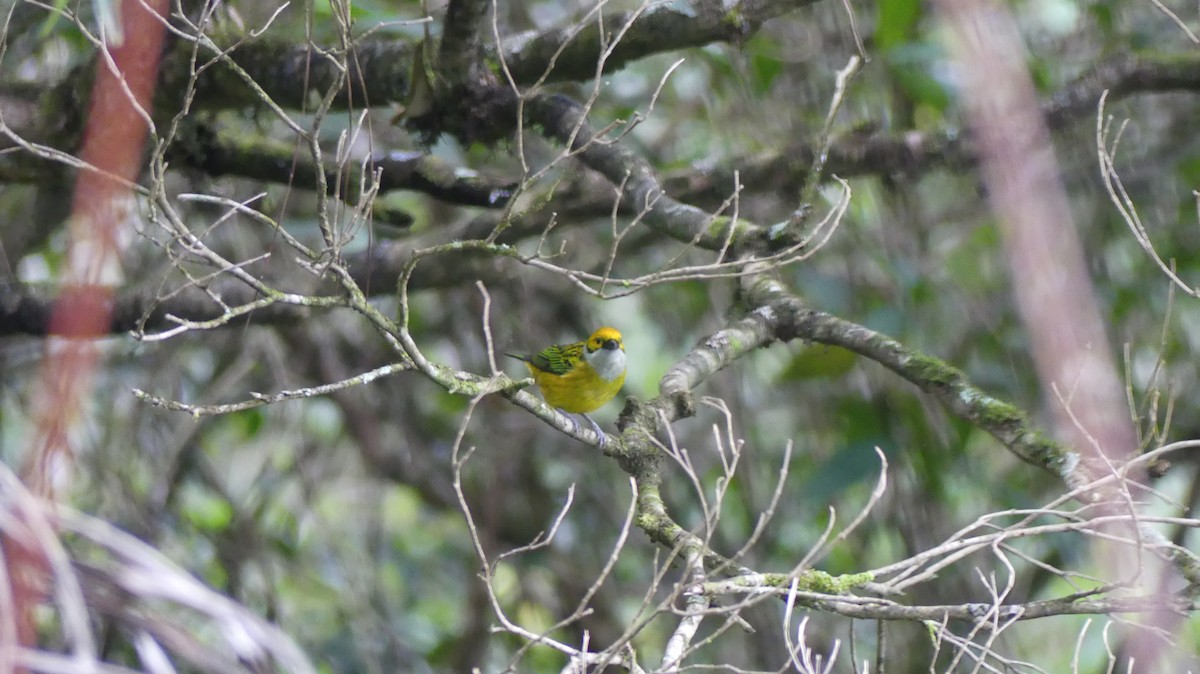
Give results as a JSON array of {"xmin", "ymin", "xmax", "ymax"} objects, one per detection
[
  {"xmin": 634, "ymin": 509, "xmax": 672, "ymax": 533},
  {"xmin": 1021, "ymin": 430, "xmax": 1071, "ymax": 470},
  {"xmin": 973, "ymin": 397, "xmax": 1025, "ymax": 425},
  {"xmin": 796, "ymin": 569, "xmax": 874, "ymax": 593},
  {"xmin": 702, "ymin": 215, "xmax": 750, "ymax": 243},
  {"xmin": 722, "ymin": 8, "xmax": 745, "ymax": 28},
  {"xmin": 725, "ymin": 569, "xmax": 874, "ymax": 594},
  {"xmin": 906, "ymin": 354, "xmax": 964, "ymax": 386}
]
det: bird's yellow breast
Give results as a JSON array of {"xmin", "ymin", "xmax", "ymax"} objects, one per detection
[{"xmin": 526, "ymin": 360, "xmax": 626, "ymax": 414}]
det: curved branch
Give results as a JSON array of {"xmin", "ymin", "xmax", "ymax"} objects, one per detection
[
  {"xmin": 702, "ymin": 578, "xmax": 1196, "ymax": 622},
  {"xmin": 498, "ymin": 0, "xmax": 820, "ymax": 84},
  {"xmin": 739, "ymin": 271, "xmax": 1070, "ymax": 476},
  {"xmin": 177, "ymin": 36, "xmax": 413, "ymax": 111},
  {"xmin": 1044, "ymin": 51, "xmax": 1200, "ymax": 127},
  {"xmin": 525, "ymin": 93, "xmax": 765, "ymax": 251},
  {"xmin": 171, "ymin": 122, "xmax": 515, "ymax": 214},
  {"xmin": 640, "ymin": 267, "xmax": 1066, "ymax": 480},
  {"xmin": 662, "ymin": 129, "xmax": 968, "ymax": 208},
  {"xmin": 0, "ymin": 244, "xmax": 509, "ymax": 336}
]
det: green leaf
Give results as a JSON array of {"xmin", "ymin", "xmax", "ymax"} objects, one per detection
[
  {"xmin": 182, "ymin": 488, "xmax": 234, "ymax": 532},
  {"xmin": 748, "ymin": 44, "xmax": 783, "ymax": 94},
  {"xmin": 1028, "ymin": 55, "xmax": 1054, "ymax": 93},
  {"xmin": 945, "ymin": 222, "xmax": 1001, "ymax": 292},
  {"xmin": 876, "ymin": 0, "xmax": 922, "ymax": 51},
  {"xmin": 1088, "ymin": 2, "xmax": 1115, "ymax": 37},
  {"xmin": 889, "ymin": 64, "xmax": 950, "ymax": 112},
  {"xmin": 230, "ymin": 408, "xmax": 265, "ymax": 438},
  {"xmin": 797, "ymin": 399, "xmax": 895, "ymax": 504},
  {"xmin": 1176, "ymin": 156, "xmax": 1200, "ymax": 186},
  {"xmin": 38, "ymin": 5, "xmax": 67, "ymax": 39}
]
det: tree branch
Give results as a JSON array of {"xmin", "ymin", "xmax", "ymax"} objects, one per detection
[
  {"xmin": 0, "ymin": 244, "xmax": 509, "ymax": 336},
  {"xmin": 438, "ymin": 0, "xmax": 490, "ymax": 81},
  {"xmin": 498, "ymin": 0, "xmax": 819, "ymax": 84},
  {"xmin": 1044, "ymin": 52, "xmax": 1200, "ymax": 127},
  {"xmin": 525, "ymin": 93, "xmax": 765, "ymax": 251},
  {"xmin": 171, "ymin": 122, "xmax": 515, "ymax": 215},
  {"xmin": 704, "ymin": 579, "xmax": 1197, "ymax": 622}
]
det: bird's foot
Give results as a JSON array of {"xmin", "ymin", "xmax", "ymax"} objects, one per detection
[
  {"xmin": 559, "ymin": 412, "xmax": 607, "ymax": 448},
  {"xmin": 581, "ymin": 414, "xmax": 607, "ymax": 448}
]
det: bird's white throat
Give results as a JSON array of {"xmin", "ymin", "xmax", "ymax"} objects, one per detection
[{"xmin": 585, "ymin": 347, "xmax": 626, "ymax": 382}]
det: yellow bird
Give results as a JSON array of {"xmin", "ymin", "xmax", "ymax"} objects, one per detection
[{"xmin": 507, "ymin": 326, "xmax": 627, "ymax": 442}]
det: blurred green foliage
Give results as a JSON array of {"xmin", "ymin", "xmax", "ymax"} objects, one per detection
[{"xmin": 2, "ymin": 0, "xmax": 1200, "ymax": 671}]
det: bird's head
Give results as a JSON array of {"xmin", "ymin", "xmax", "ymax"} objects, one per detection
[
  {"xmin": 584, "ymin": 326, "xmax": 625, "ymax": 380},
  {"xmin": 586, "ymin": 326, "xmax": 623, "ymax": 354}
]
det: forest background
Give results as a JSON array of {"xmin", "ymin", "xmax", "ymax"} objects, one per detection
[{"xmin": 3, "ymin": 0, "xmax": 1200, "ymax": 672}]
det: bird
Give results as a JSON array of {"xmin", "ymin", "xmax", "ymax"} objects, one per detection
[{"xmin": 507, "ymin": 326, "xmax": 627, "ymax": 444}]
